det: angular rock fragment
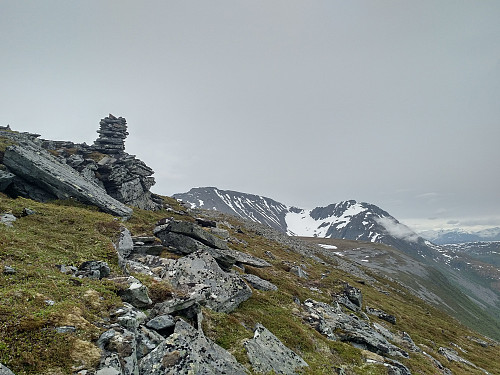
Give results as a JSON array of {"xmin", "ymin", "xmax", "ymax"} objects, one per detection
[
  {"xmin": 244, "ymin": 323, "xmax": 308, "ymax": 375},
  {"xmin": 243, "ymin": 274, "xmax": 278, "ymax": 291},
  {"xmin": 77, "ymin": 261, "xmax": 110, "ymax": 279},
  {"xmin": 139, "ymin": 320, "xmax": 247, "ymax": 375},
  {"xmin": 97, "ymin": 327, "xmax": 138, "ymax": 375},
  {"xmin": 344, "ymin": 283, "xmax": 363, "ymax": 308},
  {"xmin": 146, "ymin": 314, "xmax": 176, "ymax": 334},
  {"xmin": 112, "ymin": 276, "xmax": 152, "ymax": 308},
  {"xmin": 290, "ymin": 265, "xmax": 308, "ymax": 279},
  {"xmin": 366, "ymin": 307, "xmax": 396, "ymax": 324}
]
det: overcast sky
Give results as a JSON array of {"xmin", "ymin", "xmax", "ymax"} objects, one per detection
[{"xmin": 1, "ymin": 1, "xmax": 499, "ymax": 232}]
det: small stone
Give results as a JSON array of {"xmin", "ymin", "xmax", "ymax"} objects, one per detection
[
  {"xmin": 22, "ymin": 208, "xmax": 36, "ymax": 216},
  {"xmin": 3, "ymin": 266, "xmax": 16, "ymax": 275},
  {"xmin": 56, "ymin": 326, "xmax": 77, "ymax": 334}
]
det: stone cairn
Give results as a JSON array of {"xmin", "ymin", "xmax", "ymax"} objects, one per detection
[{"xmin": 93, "ymin": 114, "xmax": 128, "ymax": 154}]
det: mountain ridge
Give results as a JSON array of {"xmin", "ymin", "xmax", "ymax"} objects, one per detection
[{"xmin": 175, "ymin": 186, "xmax": 500, "ymax": 342}]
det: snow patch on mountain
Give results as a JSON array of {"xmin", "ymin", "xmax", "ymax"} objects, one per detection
[{"xmin": 285, "ymin": 202, "xmax": 369, "ymax": 237}]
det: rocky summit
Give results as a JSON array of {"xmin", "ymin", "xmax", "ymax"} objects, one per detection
[{"xmin": 0, "ymin": 115, "xmax": 162, "ymax": 213}]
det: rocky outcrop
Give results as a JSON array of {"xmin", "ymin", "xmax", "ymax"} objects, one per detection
[
  {"xmin": 0, "ymin": 170, "xmax": 14, "ymax": 191},
  {"xmin": 160, "ymin": 250, "xmax": 252, "ymax": 313},
  {"xmin": 154, "ymin": 218, "xmax": 271, "ymax": 271},
  {"xmin": 244, "ymin": 323, "xmax": 308, "ymax": 374},
  {"xmin": 366, "ymin": 307, "xmax": 397, "ymax": 324},
  {"xmin": 139, "ymin": 320, "xmax": 247, "ymax": 375},
  {"xmin": 0, "ymin": 115, "xmax": 161, "ymax": 212},
  {"xmin": 303, "ymin": 299, "xmax": 408, "ymax": 358},
  {"xmin": 2, "ymin": 139, "xmax": 133, "ymax": 217}
]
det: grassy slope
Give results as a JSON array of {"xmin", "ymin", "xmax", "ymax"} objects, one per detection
[{"xmin": 0, "ymin": 194, "xmax": 498, "ymax": 374}]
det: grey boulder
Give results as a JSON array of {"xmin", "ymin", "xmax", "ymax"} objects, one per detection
[
  {"xmin": 0, "ymin": 214, "xmax": 16, "ymax": 227},
  {"xmin": 156, "ymin": 220, "xmax": 229, "ymax": 250},
  {"xmin": 244, "ymin": 323, "xmax": 308, "ymax": 374}
]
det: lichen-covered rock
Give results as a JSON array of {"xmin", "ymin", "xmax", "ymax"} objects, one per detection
[
  {"xmin": 244, "ymin": 323, "xmax": 308, "ymax": 374},
  {"xmin": 111, "ymin": 303, "xmax": 147, "ymax": 332},
  {"xmin": 97, "ymin": 327, "xmax": 138, "ymax": 375},
  {"xmin": 161, "ymin": 251, "xmax": 252, "ymax": 313},
  {"xmin": 138, "ymin": 320, "xmax": 247, "ymax": 375}
]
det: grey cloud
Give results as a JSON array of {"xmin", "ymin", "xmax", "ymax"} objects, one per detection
[{"xmin": 375, "ymin": 217, "xmax": 419, "ymax": 243}]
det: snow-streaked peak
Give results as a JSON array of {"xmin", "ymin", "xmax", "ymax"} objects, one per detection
[{"xmin": 285, "ymin": 201, "xmax": 369, "ymax": 237}]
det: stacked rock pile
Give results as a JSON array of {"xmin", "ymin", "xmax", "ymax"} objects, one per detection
[{"xmin": 93, "ymin": 114, "xmax": 128, "ymax": 154}]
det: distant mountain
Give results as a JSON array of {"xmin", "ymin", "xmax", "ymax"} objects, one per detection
[
  {"xmin": 172, "ymin": 187, "xmax": 289, "ymax": 232},
  {"xmin": 174, "ymin": 187, "xmax": 438, "ymax": 260},
  {"xmin": 420, "ymin": 227, "xmax": 500, "ymax": 245}
]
